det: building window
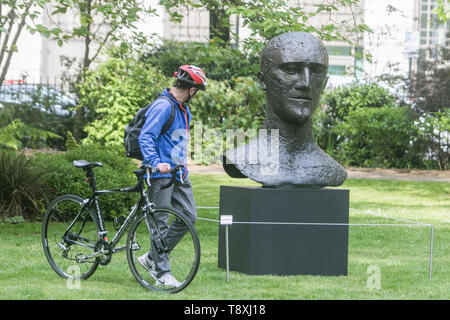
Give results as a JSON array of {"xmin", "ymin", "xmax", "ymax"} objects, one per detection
[
  {"xmin": 326, "ymin": 46, "xmax": 352, "ymax": 56},
  {"xmin": 421, "ymin": 14, "xmax": 428, "ymax": 28},
  {"xmin": 328, "ymin": 65, "xmax": 346, "ymax": 75}
]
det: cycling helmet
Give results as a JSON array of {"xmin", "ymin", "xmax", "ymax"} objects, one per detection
[{"xmin": 174, "ymin": 65, "xmax": 207, "ymax": 91}]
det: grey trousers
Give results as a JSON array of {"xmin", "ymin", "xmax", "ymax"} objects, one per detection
[{"xmin": 146, "ymin": 177, "xmax": 197, "ymax": 277}]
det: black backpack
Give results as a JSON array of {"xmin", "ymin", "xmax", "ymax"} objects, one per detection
[{"xmin": 124, "ymin": 95, "xmax": 176, "ymax": 160}]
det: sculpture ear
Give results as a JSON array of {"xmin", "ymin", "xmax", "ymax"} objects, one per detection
[{"xmin": 257, "ymin": 71, "xmax": 267, "ymax": 90}]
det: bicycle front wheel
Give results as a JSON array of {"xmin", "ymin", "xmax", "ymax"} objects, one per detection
[
  {"xmin": 126, "ymin": 208, "xmax": 201, "ymax": 293},
  {"xmin": 42, "ymin": 195, "xmax": 100, "ymax": 280}
]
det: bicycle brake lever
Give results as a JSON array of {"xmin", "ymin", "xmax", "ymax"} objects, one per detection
[
  {"xmin": 146, "ymin": 168, "xmax": 151, "ymax": 186},
  {"xmin": 179, "ymin": 166, "xmax": 184, "ymax": 184}
]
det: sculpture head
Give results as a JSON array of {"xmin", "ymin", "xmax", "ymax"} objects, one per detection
[{"xmin": 258, "ymin": 32, "xmax": 329, "ymax": 124}]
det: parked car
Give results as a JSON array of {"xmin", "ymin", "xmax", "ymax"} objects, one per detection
[{"xmin": 0, "ymin": 84, "xmax": 76, "ymax": 116}]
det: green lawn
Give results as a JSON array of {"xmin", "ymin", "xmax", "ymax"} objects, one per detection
[{"xmin": 0, "ymin": 174, "xmax": 448, "ymax": 300}]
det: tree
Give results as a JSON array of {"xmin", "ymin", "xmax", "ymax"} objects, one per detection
[
  {"xmin": 43, "ymin": 0, "xmax": 156, "ymax": 77},
  {"xmin": 29, "ymin": 0, "xmax": 157, "ymax": 140},
  {"xmin": 408, "ymin": 46, "xmax": 450, "ymax": 114},
  {"xmin": 0, "ymin": 0, "xmax": 51, "ymax": 85},
  {"xmin": 433, "ymin": 0, "xmax": 449, "ymax": 23},
  {"xmin": 160, "ymin": 0, "xmax": 372, "ymax": 55}
]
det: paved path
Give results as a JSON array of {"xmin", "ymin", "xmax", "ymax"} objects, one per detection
[{"xmin": 188, "ymin": 163, "xmax": 450, "ymax": 182}]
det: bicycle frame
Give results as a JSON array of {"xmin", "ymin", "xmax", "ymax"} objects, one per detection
[{"xmin": 62, "ymin": 167, "xmax": 153, "ymax": 257}]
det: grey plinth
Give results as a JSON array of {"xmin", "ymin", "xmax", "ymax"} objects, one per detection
[{"xmin": 218, "ymin": 186, "xmax": 349, "ymax": 276}]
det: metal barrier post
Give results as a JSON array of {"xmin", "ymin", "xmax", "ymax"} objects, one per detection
[{"xmin": 220, "ymin": 215, "xmax": 233, "ymax": 282}]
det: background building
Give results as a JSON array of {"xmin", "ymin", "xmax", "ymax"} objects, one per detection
[
  {"xmin": 363, "ymin": 0, "xmax": 416, "ymax": 79},
  {"xmin": 416, "ymin": 0, "xmax": 449, "ymax": 49},
  {"xmin": 7, "ymin": 0, "xmax": 447, "ymax": 87},
  {"xmin": 162, "ymin": 0, "xmax": 365, "ymax": 82}
]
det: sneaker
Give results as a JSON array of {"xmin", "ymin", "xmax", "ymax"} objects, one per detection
[
  {"xmin": 137, "ymin": 254, "xmax": 157, "ymax": 281},
  {"xmin": 156, "ymin": 272, "xmax": 182, "ymax": 287}
]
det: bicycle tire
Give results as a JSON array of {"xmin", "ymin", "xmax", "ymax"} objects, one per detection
[
  {"xmin": 42, "ymin": 194, "xmax": 100, "ymax": 280},
  {"xmin": 126, "ymin": 208, "xmax": 201, "ymax": 293}
]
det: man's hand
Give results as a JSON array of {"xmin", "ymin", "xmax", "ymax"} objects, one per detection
[{"xmin": 157, "ymin": 163, "xmax": 171, "ymax": 174}]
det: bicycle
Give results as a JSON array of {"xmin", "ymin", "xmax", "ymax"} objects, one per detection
[{"xmin": 41, "ymin": 160, "xmax": 201, "ymax": 293}]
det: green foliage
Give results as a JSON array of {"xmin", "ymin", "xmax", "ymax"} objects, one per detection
[
  {"xmin": 332, "ymin": 106, "xmax": 423, "ymax": 168},
  {"xmin": 190, "ymin": 76, "xmax": 265, "ymax": 130},
  {"xmin": 78, "ymin": 53, "xmax": 171, "ymax": 146},
  {"xmin": 432, "ymin": 0, "xmax": 449, "ymax": 23},
  {"xmin": 77, "ymin": 49, "xmax": 266, "ymax": 165},
  {"xmin": 141, "ymin": 40, "xmax": 260, "ymax": 81},
  {"xmin": 31, "ymin": 0, "xmax": 157, "ymax": 71},
  {"xmin": 312, "ymin": 81, "xmax": 449, "ymax": 169},
  {"xmin": 29, "ymin": 144, "xmax": 139, "ymax": 219},
  {"xmin": 414, "ymin": 110, "xmax": 450, "ymax": 170},
  {"xmin": 314, "ymin": 82, "xmax": 398, "ymax": 156},
  {"xmin": 323, "ymin": 82, "xmax": 396, "ymax": 121},
  {"xmin": 0, "ymin": 117, "xmax": 62, "ymax": 150},
  {"xmin": 160, "ymin": 0, "xmax": 372, "ymax": 56},
  {"xmin": 0, "ymin": 151, "xmax": 54, "ymax": 221},
  {"xmin": 65, "ymin": 131, "xmax": 79, "ymax": 150},
  {"xmin": 189, "ymin": 76, "xmax": 266, "ymax": 164},
  {"xmin": 0, "ymin": 85, "xmax": 72, "ymax": 149}
]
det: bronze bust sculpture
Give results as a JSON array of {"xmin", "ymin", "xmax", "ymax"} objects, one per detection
[{"xmin": 223, "ymin": 32, "xmax": 347, "ymax": 187}]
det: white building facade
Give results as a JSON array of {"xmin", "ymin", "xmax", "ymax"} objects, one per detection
[{"xmin": 7, "ymin": 0, "xmax": 444, "ymax": 86}]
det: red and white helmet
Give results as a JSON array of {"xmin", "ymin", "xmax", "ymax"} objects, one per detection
[{"xmin": 174, "ymin": 65, "xmax": 207, "ymax": 91}]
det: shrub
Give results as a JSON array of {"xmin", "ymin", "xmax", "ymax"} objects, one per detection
[
  {"xmin": 0, "ymin": 84, "xmax": 74, "ymax": 150},
  {"xmin": 314, "ymin": 81, "xmax": 400, "ymax": 160},
  {"xmin": 30, "ymin": 144, "xmax": 140, "ymax": 219},
  {"xmin": 414, "ymin": 110, "xmax": 450, "ymax": 170},
  {"xmin": 189, "ymin": 76, "xmax": 266, "ymax": 164},
  {"xmin": 333, "ymin": 106, "xmax": 423, "ymax": 168},
  {"xmin": 78, "ymin": 54, "xmax": 171, "ymax": 147},
  {"xmin": 0, "ymin": 113, "xmax": 62, "ymax": 150},
  {"xmin": 140, "ymin": 40, "xmax": 260, "ymax": 81},
  {"xmin": 323, "ymin": 81, "xmax": 396, "ymax": 120},
  {"xmin": 0, "ymin": 151, "xmax": 54, "ymax": 221}
]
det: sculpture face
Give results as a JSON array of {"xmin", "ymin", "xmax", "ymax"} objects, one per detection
[
  {"xmin": 223, "ymin": 32, "xmax": 347, "ymax": 187},
  {"xmin": 259, "ymin": 32, "xmax": 329, "ymax": 124}
]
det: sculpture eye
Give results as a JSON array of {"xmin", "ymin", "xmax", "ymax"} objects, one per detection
[
  {"xmin": 281, "ymin": 64, "xmax": 298, "ymax": 75},
  {"xmin": 310, "ymin": 64, "xmax": 327, "ymax": 75}
]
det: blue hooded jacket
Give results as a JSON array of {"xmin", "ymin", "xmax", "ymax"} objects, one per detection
[{"xmin": 139, "ymin": 88, "xmax": 191, "ymax": 180}]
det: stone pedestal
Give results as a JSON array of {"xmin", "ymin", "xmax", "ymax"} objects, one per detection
[{"xmin": 218, "ymin": 186, "xmax": 349, "ymax": 276}]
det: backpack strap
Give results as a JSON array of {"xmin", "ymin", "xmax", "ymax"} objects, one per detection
[{"xmin": 157, "ymin": 95, "xmax": 176, "ymax": 135}]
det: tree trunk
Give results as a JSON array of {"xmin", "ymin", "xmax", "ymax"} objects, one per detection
[
  {"xmin": 0, "ymin": 3, "xmax": 31, "ymax": 85},
  {"xmin": 209, "ymin": 8, "xmax": 230, "ymax": 44},
  {"xmin": 72, "ymin": 0, "xmax": 92, "ymax": 141}
]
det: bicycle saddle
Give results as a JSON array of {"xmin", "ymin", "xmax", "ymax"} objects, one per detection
[{"xmin": 73, "ymin": 160, "xmax": 103, "ymax": 168}]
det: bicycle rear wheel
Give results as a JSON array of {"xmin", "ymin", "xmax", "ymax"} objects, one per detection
[
  {"xmin": 126, "ymin": 208, "xmax": 201, "ymax": 293},
  {"xmin": 42, "ymin": 195, "xmax": 100, "ymax": 280}
]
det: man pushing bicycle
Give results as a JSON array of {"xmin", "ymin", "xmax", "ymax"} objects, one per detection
[{"xmin": 137, "ymin": 65, "xmax": 207, "ymax": 287}]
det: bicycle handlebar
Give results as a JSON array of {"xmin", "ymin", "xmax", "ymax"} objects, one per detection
[{"xmin": 143, "ymin": 164, "xmax": 184, "ymax": 190}]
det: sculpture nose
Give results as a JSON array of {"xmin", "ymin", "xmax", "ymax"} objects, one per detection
[{"xmin": 294, "ymin": 66, "xmax": 310, "ymax": 89}]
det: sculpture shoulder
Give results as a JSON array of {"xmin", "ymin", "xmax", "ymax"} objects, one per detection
[{"xmin": 222, "ymin": 139, "xmax": 347, "ymax": 187}]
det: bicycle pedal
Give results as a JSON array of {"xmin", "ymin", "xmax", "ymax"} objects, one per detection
[{"xmin": 130, "ymin": 242, "xmax": 141, "ymax": 251}]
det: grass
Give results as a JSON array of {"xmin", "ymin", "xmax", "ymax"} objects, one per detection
[{"xmin": 0, "ymin": 174, "xmax": 448, "ymax": 300}]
